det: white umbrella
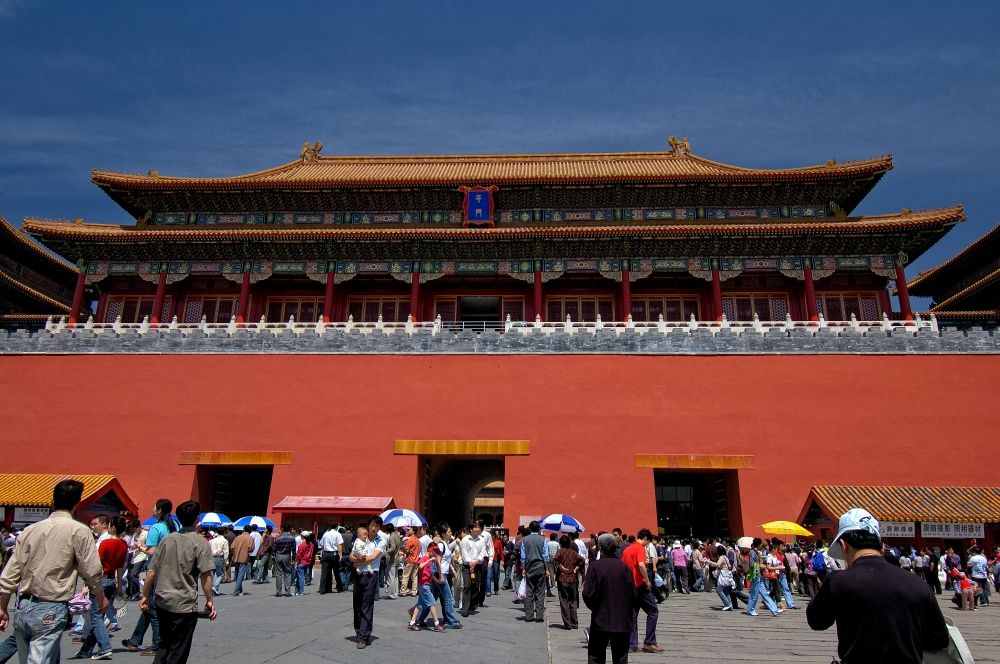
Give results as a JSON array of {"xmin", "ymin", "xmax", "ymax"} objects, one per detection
[
  {"xmin": 379, "ymin": 509, "xmax": 427, "ymax": 528},
  {"xmin": 540, "ymin": 514, "xmax": 585, "ymax": 534}
]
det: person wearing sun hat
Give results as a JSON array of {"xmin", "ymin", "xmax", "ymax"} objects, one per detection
[{"xmin": 807, "ymin": 508, "xmax": 948, "ymax": 663}]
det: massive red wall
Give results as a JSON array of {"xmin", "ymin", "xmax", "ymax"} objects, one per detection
[{"xmin": 2, "ymin": 354, "xmax": 996, "ymax": 537}]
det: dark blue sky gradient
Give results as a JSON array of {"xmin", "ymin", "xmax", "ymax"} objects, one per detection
[{"xmin": 1, "ymin": 2, "xmax": 997, "ymax": 306}]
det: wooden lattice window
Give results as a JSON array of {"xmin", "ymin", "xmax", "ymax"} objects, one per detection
[
  {"xmin": 630, "ymin": 296, "xmax": 700, "ymax": 322},
  {"xmin": 721, "ymin": 293, "xmax": 788, "ymax": 322},
  {"xmin": 545, "ymin": 296, "xmax": 615, "ymax": 322},
  {"xmin": 346, "ymin": 297, "xmax": 411, "ymax": 322},
  {"xmin": 435, "ymin": 298, "xmax": 457, "ymax": 322},
  {"xmin": 819, "ymin": 293, "xmax": 881, "ymax": 321},
  {"xmin": 182, "ymin": 296, "xmax": 241, "ymax": 324},
  {"xmin": 265, "ymin": 297, "xmax": 324, "ymax": 323},
  {"xmin": 502, "ymin": 297, "xmax": 524, "ymax": 322},
  {"xmin": 103, "ymin": 296, "xmax": 170, "ymax": 323}
]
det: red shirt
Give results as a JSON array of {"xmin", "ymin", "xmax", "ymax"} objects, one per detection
[
  {"xmin": 296, "ymin": 541, "xmax": 315, "ymax": 565},
  {"xmin": 493, "ymin": 538, "xmax": 504, "ymax": 563},
  {"xmin": 621, "ymin": 541, "xmax": 648, "ymax": 588},
  {"xmin": 99, "ymin": 537, "xmax": 128, "ymax": 576}
]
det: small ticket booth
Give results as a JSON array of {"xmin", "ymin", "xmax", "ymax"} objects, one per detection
[
  {"xmin": 0, "ymin": 474, "xmax": 139, "ymax": 530},
  {"xmin": 272, "ymin": 496, "xmax": 395, "ymax": 535}
]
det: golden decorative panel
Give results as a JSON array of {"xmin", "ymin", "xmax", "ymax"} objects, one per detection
[
  {"xmin": 179, "ymin": 451, "xmax": 292, "ymax": 465},
  {"xmin": 635, "ymin": 454, "xmax": 756, "ymax": 470},
  {"xmin": 393, "ymin": 440, "xmax": 529, "ymax": 456}
]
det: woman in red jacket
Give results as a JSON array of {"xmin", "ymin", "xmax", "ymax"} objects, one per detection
[{"xmin": 294, "ymin": 533, "xmax": 316, "ymax": 596}]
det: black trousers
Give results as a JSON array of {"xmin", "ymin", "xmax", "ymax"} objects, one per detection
[
  {"xmin": 353, "ymin": 572, "xmax": 379, "ymax": 643},
  {"xmin": 151, "ymin": 609, "xmax": 198, "ymax": 664},
  {"xmin": 587, "ymin": 629, "xmax": 629, "ymax": 664},
  {"xmin": 319, "ymin": 552, "xmax": 341, "ymax": 593},
  {"xmin": 557, "ymin": 580, "xmax": 579, "ymax": 628},
  {"xmin": 461, "ymin": 563, "xmax": 485, "ymax": 613},
  {"xmin": 928, "ymin": 569, "xmax": 942, "ymax": 594}
]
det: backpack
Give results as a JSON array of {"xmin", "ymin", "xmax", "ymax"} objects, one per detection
[{"xmin": 812, "ymin": 550, "xmax": 826, "ymax": 572}]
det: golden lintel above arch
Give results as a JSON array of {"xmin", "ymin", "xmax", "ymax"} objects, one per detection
[{"xmin": 393, "ymin": 440, "xmax": 530, "ymax": 456}]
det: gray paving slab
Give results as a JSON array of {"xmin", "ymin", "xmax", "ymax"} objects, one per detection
[{"xmin": 52, "ymin": 581, "xmax": 1000, "ymax": 664}]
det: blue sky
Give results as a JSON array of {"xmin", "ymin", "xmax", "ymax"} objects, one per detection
[{"xmin": 1, "ymin": 2, "xmax": 997, "ymax": 305}]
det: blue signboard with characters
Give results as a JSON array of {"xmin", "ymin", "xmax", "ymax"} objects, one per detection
[{"xmin": 459, "ymin": 185, "xmax": 498, "ymax": 227}]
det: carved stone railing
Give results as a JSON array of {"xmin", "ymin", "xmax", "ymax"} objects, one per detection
[{"xmin": 2, "ymin": 312, "xmax": 998, "ymax": 355}]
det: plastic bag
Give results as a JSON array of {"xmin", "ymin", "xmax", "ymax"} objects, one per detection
[
  {"xmin": 517, "ymin": 578, "xmax": 526, "ymax": 599},
  {"xmin": 923, "ymin": 616, "xmax": 975, "ymax": 664},
  {"xmin": 653, "ymin": 573, "xmax": 664, "ymax": 588},
  {"xmin": 68, "ymin": 592, "xmax": 91, "ymax": 615}
]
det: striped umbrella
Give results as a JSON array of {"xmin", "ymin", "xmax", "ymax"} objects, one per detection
[
  {"xmin": 141, "ymin": 515, "xmax": 180, "ymax": 530},
  {"xmin": 232, "ymin": 516, "xmax": 276, "ymax": 530},
  {"xmin": 540, "ymin": 514, "xmax": 585, "ymax": 534},
  {"xmin": 379, "ymin": 509, "xmax": 427, "ymax": 528},
  {"xmin": 196, "ymin": 512, "xmax": 232, "ymax": 528}
]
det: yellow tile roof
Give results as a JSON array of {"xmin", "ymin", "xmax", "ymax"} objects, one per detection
[
  {"xmin": 0, "ymin": 474, "xmax": 116, "ymax": 507},
  {"xmin": 810, "ymin": 486, "xmax": 1000, "ymax": 523},
  {"xmin": 91, "ymin": 152, "xmax": 894, "ymax": 188},
  {"xmin": 0, "ymin": 270, "xmax": 71, "ymax": 312}
]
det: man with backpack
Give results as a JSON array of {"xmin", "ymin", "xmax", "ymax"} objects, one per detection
[{"xmin": 812, "ymin": 542, "xmax": 828, "ymax": 583}]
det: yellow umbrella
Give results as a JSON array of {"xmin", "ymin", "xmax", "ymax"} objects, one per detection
[{"xmin": 760, "ymin": 521, "xmax": 813, "ymax": 537}]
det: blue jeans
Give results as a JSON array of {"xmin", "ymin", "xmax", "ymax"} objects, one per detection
[
  {"xmin": 296, "ymin": 564, "xmax": 309, "ymax": 594},
  {"xmin": 127, "ymin": 594, "xmax": 160, "ymax": 649},
  {"xmin": 747, "ymin": 576, "xmax": 779, "ymax": 615},
  {"xmin": 435, "ymin": 580, "xmax": 461, "ymax": 627},
  {"xmin": 716, "ymin": 582, "xmax": 733, "ymax": 608},
  {"xmin": 693, "ymin": 568, "xmax": 704, "ymax": 591},
  {"xmin": 212, "ymin": 558, "xmax": 225, "ymax": 593},
  {"xmin": 13, "ymin": 598, "xmax": 68, "ymax": 664},
  {"xmin": 777, "ymin": 573, "xmax": 797, "ymax": 608},
  {"xmin": 233, "ymin": 562, "xmax": 250, "ymax": 595},
  {"xmin": 79, "ymin": 587, "xmax": 113, "ymax": 657},
  {"xmin": 414, "ymin": 585, "xmax": 437, "ymax": 624},
  {"xmin": 0, "ymin": 634, "xmax": 17, "ymax": 664}
]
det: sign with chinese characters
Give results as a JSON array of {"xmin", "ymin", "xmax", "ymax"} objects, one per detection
[
  {"xmin": 459, "ymin": 185, "xmax": 498, "ymax": 227},
  {"xmin": 920, "ymin": 522, "xmax": 984, "ymax": 538},
  {"xmin": 881, "ymin": 521, "xmax": 915, "ymax": 538},
  {"xmin": 13, "ymin": 507, "xmax": 49, "ymax": 523}
]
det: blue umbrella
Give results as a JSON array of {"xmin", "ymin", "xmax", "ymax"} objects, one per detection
[
  {"xmin": 141, "ymin": 515, "xmax": 180, "ymax": 530},
  {"xmin": 197, "ymin": 512, "xmax": 232, "ymax": 528},
  {"xmin": 540, "ymin": 514, "xmax": 585, "ymax": 534},
  {"xmin": 232, "ymin": 516, "xmax": 276, "ymax": 530},
  {"xmin": 379, "ymin": 509, "xmax": 427, "ymax": 528}
]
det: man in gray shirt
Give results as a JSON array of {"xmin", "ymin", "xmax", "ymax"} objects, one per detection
[{"xmin": 140, "ymin": 501, "xmax": 216, "ymax": 664}]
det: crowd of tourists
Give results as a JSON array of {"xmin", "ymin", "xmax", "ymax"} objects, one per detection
[{"xmin": 0, "ymin": 491, "xmax": 991, "ymax": 664}]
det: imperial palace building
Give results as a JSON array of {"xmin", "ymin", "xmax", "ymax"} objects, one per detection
[{"xmin": 3, "ymin": 141, "xmax": 999, "ymax": 553}]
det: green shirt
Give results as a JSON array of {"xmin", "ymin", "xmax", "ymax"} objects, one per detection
[{"xmin": 150, "ymin": 528, "xmax": 215, "ymax": 613}]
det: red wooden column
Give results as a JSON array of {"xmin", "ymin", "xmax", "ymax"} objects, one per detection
[
  {"xmin": 621, "ymin": 269, "xmax": 631, "ymax": 321},
  {"xmin": 150, "ymin": 272, "xmax": 168, "ymax": 324},
  {"xmin": 323, "ymin": 270, "xmax": 335, "ymax": 322},
  {"xmin": 237, "ymin": 272, "xmax": 251, "ymax": 323},
  {"xmin": 803, "ymin": 268, "xmax": 818, "ymax": 322},
  {"xmin": 895, "ymin": 265, "xmax": 913, "ymax": 321},
  {"xmin": 533, "ymin": 272, "xmax": 543, "ymax": 321},
  {"xmin": 410, "ymin": 271, "xmax": 420, "ymax": 320},
  {"xmin": 711, "ymin": 269, "xmax": 723, "ymax": 321},
  {"xmin": 68, "ymin": 272, "xmax": 87, "ymax": 324}
]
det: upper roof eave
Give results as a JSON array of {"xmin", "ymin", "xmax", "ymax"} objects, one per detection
[
  {"xmin": 908, "ymin": 221, "xmax": 1000, "ymax": 295},
  {"xmin": 89, "ymin": 151, "xmax": 894, "ymax": 190},
  {"xmin": 0, "ymin": 215, "xmax": 78, "ymax": 277},
  {"xmin": 22, "ymin": 205, "xmax": 963, "ymax": 242},
  {"xmin": 930, "ymin": 266, "xmax": 1000, "ymax": 311}
]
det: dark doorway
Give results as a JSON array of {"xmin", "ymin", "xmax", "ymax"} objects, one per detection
[
  {"xmin": 196, "ymin": 466, "xmax": 274, "ymax": 518},
  {"xmin": 460, "ymin": 297, "xmax": 500, "ymax": 323},
  {"xmin": 653, "ymin": 471, "xmax": 736, "ymax": 539},
  {"xmin": 419, "ymin": 457, "xmax": 504, "ymax": 530}
]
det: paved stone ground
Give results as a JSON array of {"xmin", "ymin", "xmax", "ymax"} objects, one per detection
[{"xmin": 56, "ymin": 583, "xmax": 1000, "ymax": 663}]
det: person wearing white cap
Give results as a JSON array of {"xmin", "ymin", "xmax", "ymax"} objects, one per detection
[{"xmin": 807, "ymin": 508, "xmax": 949, "ymax": 663}]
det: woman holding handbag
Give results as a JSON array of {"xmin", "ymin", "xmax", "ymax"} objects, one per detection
[{"xmin": 703, "ymin": 544, "xmax": 735, "ymax": 610}]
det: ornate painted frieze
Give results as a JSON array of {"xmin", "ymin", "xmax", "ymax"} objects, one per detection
[
  {"xmin": 82, "ymin": 254, "xmax": 900, "ymax": 283},
  {"xmin": 149, "ymin": 205, "xmax": 829, "ymax": 226}
]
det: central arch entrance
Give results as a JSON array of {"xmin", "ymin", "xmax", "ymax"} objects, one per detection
[{"xmin": 420, "ymin": 457, "xmax": 504, "ymax": 529}]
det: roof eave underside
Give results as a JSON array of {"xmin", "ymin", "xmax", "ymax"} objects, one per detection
[
  {"xmin": 0, "ymin": 216, "xmax": 78, "ymax": 279},
  {"xmin": 909, "ymin": 222, "xmax": 1000, "ymax": 296}
]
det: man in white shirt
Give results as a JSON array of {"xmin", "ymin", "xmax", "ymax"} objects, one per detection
[
  {"xmin": 350, "ymin": 517, "xmax": 387, "ymax": 649},
  {"xmin": 419, "ymin": 530, "xmax": 433, "ymax": 557},
  {"xmin": 459, "ymin": 522, "xmax": 490, "ymax": 617},
  {"xmin": 208, "ymin": 531, "xmax": 229, "ymax": 596},
  {"xmin": 249, "ymin": 527, "xmax": 262, "ymax": 570},
  {"xmin": 318, "ymin": 526, "xmax": 344, "ymax": 595}
]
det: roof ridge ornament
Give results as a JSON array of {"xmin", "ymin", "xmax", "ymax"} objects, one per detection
[
  {"xmin": 668, "ymin": 136, "xmax": 690, "ymax": 156},
  {"xmin": 301, "ymin": 141, "xmax": 323, "ymax": 162}
]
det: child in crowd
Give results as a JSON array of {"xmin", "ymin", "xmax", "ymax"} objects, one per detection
[
  {"xmin": 352, "ymin": 526, "xmax": 369, "ymax": 561},
  {"xmin": 407, "ymin": 542, "xmax": 445, "ymax": 631}
]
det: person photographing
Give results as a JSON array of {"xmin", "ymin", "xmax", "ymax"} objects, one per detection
[{"xmin": 807, "ymin": 508, "xmax": 948, "ymax": 664}]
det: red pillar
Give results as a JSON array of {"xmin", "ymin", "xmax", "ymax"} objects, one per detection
[
  {"xmin": 323, "ymin": 271, "xmax": 335, "ymax": 322},
  {"xmin": 150, "ymin": 272, "xmax": 168, "ymax": 324},
  {"xmin": 803, "ymin": 268, "xmax": 818, "ymax": 322},
  {"xmin": 621, "ymin": 270, "xmax": 631, "ymax": 321},
  {"xmin": 68, "ymin": 272, "xmax": 87, "ymax": 324},
  {"xmin": 410, "ymin": 272, "xmax": 420, "ymax": 320},
  {"xmin": 895, "ymin": 265, "xmax": 913, "ymax": 321},
  {"xmin": 711, "ymin": 269, "xmax": 723, "ymax": 321},
  {"xmin": 533, "ymin": 272, "xmax": 543, "ymax": 321},
  {"xmin": 236, "ymin": 272, "xmax": 251, "ymax": 323}
]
